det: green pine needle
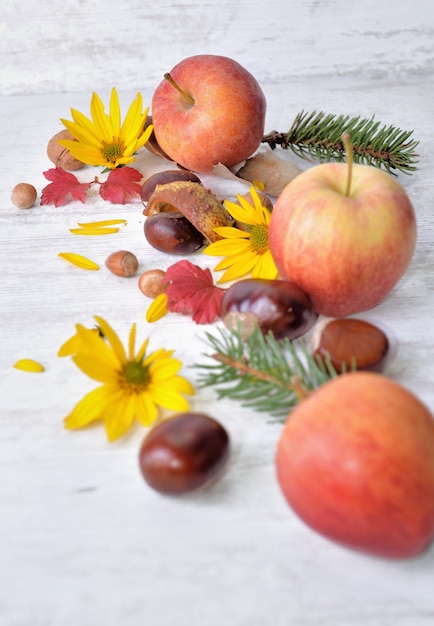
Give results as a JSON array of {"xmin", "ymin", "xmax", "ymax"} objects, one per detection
[
  {"xmin": 193, "ymin": 324, "xmax": 338, "ymax": 419},
  {"xmin": 262, "ymin": 110, "xmax": 419, "ymax": 175}
]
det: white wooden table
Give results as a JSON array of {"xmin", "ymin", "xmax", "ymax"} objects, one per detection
[{"xmin": 1, "ymin": 2, "xmax": 434, "ymax": 625}]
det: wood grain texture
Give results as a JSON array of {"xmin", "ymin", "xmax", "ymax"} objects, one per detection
[
  {"xmin": 1, "ymin": 2, "xmax": 434, "ymax": 624},
  {"xmin": 0, "ymin": 0, "xmax": 433, "ymax": 95}
]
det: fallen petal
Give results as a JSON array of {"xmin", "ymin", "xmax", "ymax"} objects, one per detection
[
  {"xmin": 76, "ymin": 219, "xmax": 127, "ymax": 228},
  {"xmin": 146, "ymin": 293, "xmax": 169, "ymax": 323},
  {"xmin": 13, "ymin": 358, "xmax": 45, "ymax": 373},
  {"xmin": 69, "ymin": 227, "xmax": 120, "ymax": 235},
  {"xmin": 58, "ymin": 252, "xmax": 100, "ymax": 270}
]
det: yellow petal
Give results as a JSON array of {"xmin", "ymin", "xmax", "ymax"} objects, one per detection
[
  {"xmin": 109, "ymin": 87, "xmax": 121, "ymax": 137},
  {"xmin": 146, "ymin": 293, "xmax": 168, "ymax": 323},
  {"xmin": 103, "ymin": 393, "xmax": 136, "ymax": 442},
  {"xmin": 69, "ymin": 108, "xmax": 102, "ymax": 143},
  {"xmin": 215, "ymin": 251, "xmax": 259, "ymax": 283},
  {"xmin": 60, "ymin": 120, "xmax": 101, "ymax": 150},
  {"xmin": 90, "ymin": 91, "xmax": 113, "ymax": 141},
  {"xmin": 64, "ymin": 385, "xmax": 114, "ymax": 429},
  {"xmin": 212, "ymin": 226, "xmax": 250, "ymax": 239},
  {"xmin": 57, "ymin": 327, "xmax": 101, "ymax": 357},
  {"xmin": 128, "ymin": 323, "xmax": 137, "ymax": 361},
  {"xmin": 13, "ymin": 358, "xmax": 45, "ymax": 373},
  {"xmin": 72, "ymin": 353, "xmax": 120, "ymax": 384},
  {"xmin": 76, "ymin": 219, "xmax": 127, "ymax": 228},
  {"xmin": 93, "ymin": 316, "xmax": 127, "ymax": 364},
  {"xmin": 144, "ymin": 347, "xmax": 173, "ymax": 367},
  {"xmin": 134, "ymin": 122, "xmax": 153, "ymax": 151},
  {"xmin": 205, "ymin": 238, "xmax": 251, "ymax": 257},
  {"xmin": 150, "ymin": 355, "xmax": 183, "ymax": 379},
  {"xmin": 121, "ymin": 95, "xmax": 144, "ymax": 144},
  {"xmin": 134, "ymin": 391, "xmax": 159, "ymax": 427},
  {"xmin": 224, "ymin": 199, "xmax": 257, "ymax": 226},
  {"xmin": 136, "ymin": 337, "xmax": 150, "ymax": 363},
  {"xmin": 69, "ymin": 227, "xmax": 120, "ymax": 236},
  {"xmin": 74, "ymin": 324, "xmax": 119, "ymax": 369},
  {"xmin": 149, "ymin": 385, "xmax": 192, "ymax": 412},
  {"xmin": 251, "ymin": 250, "xmax": 279, "ymax": 280},
  {"xmin": 170, "ymin": 375, "xmax": 195, "ymax": 396},
  {"xmin": 58, "ymin": 252, "xmax": 100, "ymax": 270},
  {"xmin": 58, "ymin": 141, "xmax": 107, "ymax": 167}
]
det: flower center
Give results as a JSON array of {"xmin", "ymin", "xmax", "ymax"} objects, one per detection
[
  {"xmin": 249, "ymin": 224, "xmax": 269, "ymax": 254},
  {"xmin": 121, "ymin": 361, "xmax": 150, "ymax": 392},
  {"xmin": 101, "ymin": 139, "xmax": 125, "ymax": 164}
]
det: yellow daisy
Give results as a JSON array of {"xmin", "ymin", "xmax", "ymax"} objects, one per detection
[
  {"xmin": 203, "ymin": 187, "xmax": 279, "ymax": 283},
  {"xmin": 59, "ymin": 88, "xmax": 153, "ymax": 170},
  {"xmin": 64, "ymin": 316, "xmax": 194, "ymax": 442}
]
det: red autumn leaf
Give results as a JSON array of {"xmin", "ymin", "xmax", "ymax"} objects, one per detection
[
  {"xmin": 164, "ymin": 260, "xmax": 225, "ymax": 324},
  {"xmin": 41, "ymin": 168, "xmax": 91, "ymax": 206},
  {"xmin": 99, "ymin": 167, "xmax": 142, "ymax": 204}
]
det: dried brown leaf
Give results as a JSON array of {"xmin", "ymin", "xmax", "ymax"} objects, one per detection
[
  {"xmin": 236, "ymin": 151, "xmax": 302, "ymax": 196},
  {"xmin": 144, "ymin": 181, "xmax": 233, "ymax": 243}
]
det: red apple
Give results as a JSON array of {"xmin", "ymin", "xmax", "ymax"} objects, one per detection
[
  {"xmin": 268, "ymin": 159, "xmax": 417, "ymax": 317},
  {"xmin": 276, "ymin": 372, "xmax": 434, "ymax": 559},
  {"xmin": 151, "ymin": 55, "xmax": 266, "ymax": 174}
]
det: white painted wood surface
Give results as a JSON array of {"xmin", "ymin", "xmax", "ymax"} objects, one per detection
[
  {"xmin": 1, "ymin": 0, "xmax": 433, "ymax": 95},
  {"xmin": 1, "ymin": 1, "xmax": 434, "ymax": 625}
]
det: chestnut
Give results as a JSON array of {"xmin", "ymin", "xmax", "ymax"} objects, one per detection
[
  {"xmin": 138, "ymin": 413, "xmax": 230, "ymax": 495},
  {"xmin": 312, "ymin": 318, "xmax": 390, "ymax": 373},
  {"xmin": 141, "ymin": 169, "xmax": 202, "ymax": 204},
  {"xmin": 144, "ymin": 212, "xmax": 206, "ymax": 254},
  {"xmin": 221, "ymin": 278, "xmax": 318, "ymax": 341}
]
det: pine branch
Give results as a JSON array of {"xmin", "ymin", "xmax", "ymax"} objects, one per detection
[
  {"xmin": 193, "ymin": 324, "xmax": 338, "ymax": 418},
  {"xmin": 262, "ymin": 110, "xmax": 419, "ymax": 175}
]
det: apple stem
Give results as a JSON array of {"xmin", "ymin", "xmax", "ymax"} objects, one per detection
[
  {"xmin": 164, "ymin": 73, "xmax": 195, "ymax": 106},
  {"xmin": 342, "ymin": 132, "xmax": 353, "ymax": 197}
]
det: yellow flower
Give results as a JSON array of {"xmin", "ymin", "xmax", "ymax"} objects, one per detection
[
  {"xmin": 59, "ymin": 88, "xmax": 153, "ymax": 170},
  {"xmin": 203, "ymin": 187, "xmax": 279, "ymax": 283},
  {"xmin": 64, "ymin": 316, "xmax": 194, "ymax": 442}
]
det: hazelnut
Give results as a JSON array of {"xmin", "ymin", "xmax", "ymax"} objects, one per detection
[
  {"xmin": 47, "ymin": 129, "xmax": 85, "ymax": 171},
  {"xmin": 105, "ymin": 250, "xmax": 139, "ymax": 277},
  {"xmin": 11, "ymin": 183, "xmax": 37, "ymax": 209},
  {"xmin": 138, "ymin": 269, "xmax": 167, "ymax": 298}
]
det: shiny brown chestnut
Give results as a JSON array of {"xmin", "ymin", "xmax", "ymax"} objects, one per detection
[
  {"xmin": 221, "ymin": 278, "xmax": 318, "ymax": 341},
  {"xmin": 141, "ymin": 170, "xmax": 202, "ymax": 204},
  {"xmin": 312, "ymin": 318, "xmax": 390, "ymax": 373},
  {"xmin": 138, "ymin": 413, "xmax": 230, "ymax": 495},
  {"xmin": 144, "ymin": 212, "xmax": 206, "ymax": 254}
]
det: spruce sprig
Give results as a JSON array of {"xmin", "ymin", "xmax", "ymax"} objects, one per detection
[
  {"xmin": 194, "ymin": 324, "xmax": 338, "ymax": 418},
  {"xmin": 262, "ymin": 110, "xmax": 419, "ymax": 175}
]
